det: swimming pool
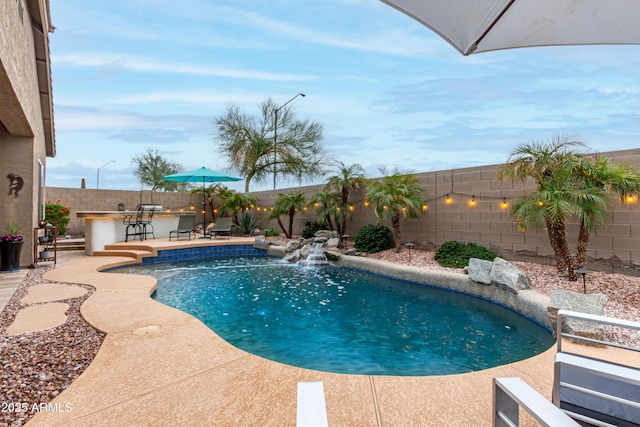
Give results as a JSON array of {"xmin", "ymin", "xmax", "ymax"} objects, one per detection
[{"xmin": 117, "ymin": 256, "xmax": 554, "ymax": 376}]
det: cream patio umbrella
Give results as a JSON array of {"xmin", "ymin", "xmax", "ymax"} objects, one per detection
[{"xmin": 380, "ymin": 0, "xmax": 640, "ymax": 56}]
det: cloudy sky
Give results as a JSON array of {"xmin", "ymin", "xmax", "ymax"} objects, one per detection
[{"xmin": 47, "ymin": 0, "xmax": 640, "ymax": 192}]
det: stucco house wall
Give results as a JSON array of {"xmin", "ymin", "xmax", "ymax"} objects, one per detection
[{"xmin": 0, "ymin": 0, "xmax": 54, "ymax": 267}]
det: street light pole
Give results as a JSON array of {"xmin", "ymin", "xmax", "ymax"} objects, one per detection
[
  {"xmin": 97, "ymin": 160, "xmax": 115, "ymax": 189},
  {"xmin": 273, "ymin": 93, "xmax": 305, "ymax": 189}
]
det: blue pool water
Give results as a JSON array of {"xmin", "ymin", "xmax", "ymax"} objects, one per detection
[{"xmin": 116, "ymin": 256, "xmax": 554, "ymax": 376}]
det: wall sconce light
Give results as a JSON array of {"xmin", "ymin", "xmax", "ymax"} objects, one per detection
[
  {"xmin": 501, "ymin": 197, "xmax": 508, "ymax": 209},
  {"xmin": 469, "ymin": 196, "xmax": 476, "ymax": 207},
  {"xmin": 445, "ymin": 194, "xmax": 452, "ymax": 204}
]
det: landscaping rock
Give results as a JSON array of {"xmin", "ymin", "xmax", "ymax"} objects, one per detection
[
  {"xmin": 548, "ymin": 290, "xmax": 607, "ymax": 346},
  {"xmin": 284, "ymin": 240, "xmax": 300, "ymax": 253},
  {"xmin": 345, "ymin": 248, "xmax": 357, "ymax": 255},
  {"xmin": 326, "ymin": 237, "xmax": 340, "ymax": 249},
  {"xmin": 490, "ymin": 258, "xmax": 531, "ymax": 293},
  {"xmin": 313, "ymin": 236, "xmax": 328, "ymax": 243},
  {"xmin": 324, "ymin": 249, "xmax": 342, "ymax": 261},
  {"xmin": 315, "ymin": 230, "xmax": 339, "ymax": 239},
  {"xmin": 468, "ymin": 258, "xmax": 492, "ymax": 284},
  {"xmin": 283, "ymin": 250, "xmax": 302, "ymax": 263},
  {"xmin": 253, "ymin": 238, "xmax": 271, "ymax": 251}
]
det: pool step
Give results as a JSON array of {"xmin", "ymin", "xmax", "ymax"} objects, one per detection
[
  {"xmin": 297, "ymin": 382, "xmax": 328, "ymax": 427},
  {"xmin": 93, "ymin": 249, "xmax": 153, "ymax": 261}
]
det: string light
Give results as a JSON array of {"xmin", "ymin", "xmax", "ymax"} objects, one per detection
[
  {"xmin": 501, "ymin": 197, "xmax": 508, "ymax": 209},
  {"xmin": 180, "ymin": 208, "xmax": 184, "ymax": 212},
  {"xmin": 422, "ymin": 205, "xmax": 428, "ymax": 211},
  {"xmin": 348, "ymin": 205, "xmax": 354, "ymax": 211},
  {"xmin": 445, "ymin": 194, "xmax": 452, "ymax": 204},
  {"xmin": 537, "ymin": 201, "xmax": 544, "ymax": 207},
  {"xmin": 469, "ymin": 196, "xmax": 476, "ymax": 207},
  {"xmin": 626, "ymin": 195, "xmax": 636, "ymax": 204},
  {"xmin": 364, "ymin": 201, "xmax": 370, "ymax": 207}
]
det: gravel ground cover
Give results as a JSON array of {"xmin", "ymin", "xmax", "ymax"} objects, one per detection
[
  {"xmin": 1, "ymin": 242, "xmax": 638, "ymax": 426},
  {"xmin": 0, "ymin": 268, "xmax": 104, "ymax": 427}
]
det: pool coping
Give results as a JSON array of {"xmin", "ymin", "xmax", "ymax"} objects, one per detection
[{"xmin": 29, "ymin": 237, "xmax": 560, "ymax": 426}]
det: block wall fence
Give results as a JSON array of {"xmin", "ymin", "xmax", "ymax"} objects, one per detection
[{"xmin": 47, "ymin": 148, "xmax": 640, "ymax": 274}]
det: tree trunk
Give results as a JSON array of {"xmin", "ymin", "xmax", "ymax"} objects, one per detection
[
  {"xmin": 576, "ymin": 222, "xmax": 590, "ymax": 269},
  {"xmin": 288, "ymin": 208, "xmax": 295, "ymax": 239},
  {"xmin": 392, "ymin": 214, "xmax": 402, "ymax": 252},
  {"xmin": 277, "ymin": 218, "xmax": 288, "ymax": 238},
  {"xmin": 554, "ymin": 221, "xmax": 577, "ymax": 281},
  {"xmin": 545, "ymin": 218, "xmax": 566, "ymax": 274}
]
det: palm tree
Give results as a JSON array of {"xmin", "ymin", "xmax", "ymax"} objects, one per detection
[
  {"xmin": 190, "ymin": 183, "xmax": 226, "ymax": 222},
  {"xmin": 364, "ymin": 169, "xmax": 425, "ymax": 252},
  {"xmin": 307, "ymin": 190, "xmax": 341, "ymax": 231},
  {"xmin": 497, "ymin": 133, "xmax": 587, "ymax": 279},
  {"xmin": 267, "ymin": 190, "xmax": 308, "ymax": 238},
  {"xmin": 219, "ymin": 192, "xmax": 259, "ymax": 224},
  {"xmin": 324, "ymin": 162, "xmax": 367, "ymax": 235},
  {"xmin": 572, "ymin": 155, "xmax": 640, "ymax": 268}
]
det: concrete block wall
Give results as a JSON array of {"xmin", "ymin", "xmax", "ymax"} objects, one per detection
[{"xmin": 46, "ymin": 147, "xmax": 640, "ymax": 274}]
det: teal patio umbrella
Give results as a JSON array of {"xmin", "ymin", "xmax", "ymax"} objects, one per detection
[{"xmin": 163, "ymin": 167, "xmax": 242, "ymax": 237}]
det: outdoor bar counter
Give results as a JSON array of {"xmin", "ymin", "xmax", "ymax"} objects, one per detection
[{"xmin": 77, "ymin": 210, "xmax": 197, "ymax": 255}]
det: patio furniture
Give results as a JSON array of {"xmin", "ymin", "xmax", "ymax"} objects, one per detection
[
  {"xmin": 169, "ymin": 215, "xmax": 196, "ymax": 241},
  {"xmin": 209, "ymin": 217, "xmax": 233, "ymax": 240},
  {"xmin": 123, "ymin": 204, "xmax": 158, "ymax": 242},
  {"xmin": 493, "ymin": 310, "xmax": 640, "ymax": 427}
]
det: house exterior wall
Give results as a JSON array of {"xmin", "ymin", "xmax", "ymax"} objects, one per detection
[
  {"xmin": 47, "ymin": 147, "xmax": 640, "ymax": 275},
  {"xmin": 0, "ymin": 0, "xmax": 52, "ymax": 267}
]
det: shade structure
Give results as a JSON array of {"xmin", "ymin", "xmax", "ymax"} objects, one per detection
[
  {"xmin": 163, "ymin": 167, "xmax": 242, "ymax": 236},
  {"xmin": 380, "ymin": 0, "xmax": 640, "ymax": 56}
]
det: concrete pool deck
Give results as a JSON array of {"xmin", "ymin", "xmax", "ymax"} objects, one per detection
[{"xmin": 11, "ymin": 237, "xmax": 631, "ymax": 426}]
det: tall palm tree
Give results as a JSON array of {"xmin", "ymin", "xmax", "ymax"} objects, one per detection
[
  {"xmin": 324, "ymin": 162, "xmax": 367, "ymax": 235},
  {"xmin": 497, "ymin": 133, "xmax": 587, "ymax": 279},
  {"xmin": 364, "ymin": 169, "xmax": 425, "ymax": 252},
  {"xmin": 267, "ymin": 190, "xmax": 308, "ymax": 238}
]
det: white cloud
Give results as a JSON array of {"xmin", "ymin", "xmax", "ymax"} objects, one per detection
[{"xmin": 52, "ymin": 52, "xmax": 316, "ymax": 81}]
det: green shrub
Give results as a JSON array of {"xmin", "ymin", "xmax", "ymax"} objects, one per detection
[
  {"xmin": 301, "ymin": 221, "xmax": 328, "ymax": 239},
  {"xmin": 354, "ymin": 224, "xmax": 394, "ymax": 253},
  {"xmin": 263, "ymin": 227, "xmax": 280, "ymax": 237},
  {"xmin": 434, "ymin": 240, "xmax": 497, "ymax": 268},
  {"xmin": 45, "ymin": 201, "xmax": 71, "ymax": 235},
  {"xmin": 234, "ymin": 212, "xmax": 260, "ymax": 234}
]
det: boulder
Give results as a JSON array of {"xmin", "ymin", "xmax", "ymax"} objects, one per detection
[
  {"xmin": 345, "ymin": 248, "xmax": 357, "ymax": 256},
  {"xmin": 284, "ymin": 240, "xmax": 300, "ymax": 253},
  {"xmin": 313, "ymin": 236, "xmax": 328, "ymax": 243},
  {"xmin": 489, "ymin": 258, "xmax": 531, "ymax": 293},
  {"xmin": 326, "ymin": 237, "xmax": 340, "ymax": 249},
  {"xmin": 548, "ymin": 290, "xmax": 607, "ymax": 346},
  {"xmin": 468, "ymin": 258, "xmax": 492, "ymax": 284},
  {"xmin": 324, "ymin": 249, "xmax": 342, "ymax": 261},
  {"xmin": 253, "ymin": 238, "xmax": 271, "ymax": 251},
  {"xmin": 283, "ymin": 249, "xmax": 302, "ymax": 263},
  {"xmin": 315, "ymin": 230, "xmax": 339, "ymax": 239}
]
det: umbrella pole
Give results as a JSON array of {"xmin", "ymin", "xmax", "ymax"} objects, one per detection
[{"xmin": 200, "ymin": 180, "xmax": 208, "ymax": 239}]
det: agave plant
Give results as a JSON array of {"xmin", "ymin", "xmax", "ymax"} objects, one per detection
[{"xmin": 234, "ymin": 212, "xmax": 261, "ymax": 235}]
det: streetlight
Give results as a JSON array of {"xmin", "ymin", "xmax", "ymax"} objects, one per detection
[
  {"xmin": 273, "ymin": 93, "xmax": 305, "ymax": 189},
  {"xmin": 97, "ymin": 160, "xmax": 115, "ymax": 189}
]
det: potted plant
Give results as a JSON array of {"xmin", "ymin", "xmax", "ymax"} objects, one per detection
[{"xmin": 0, "ymin": 222, "xmax": 24, "ymax": 273}]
